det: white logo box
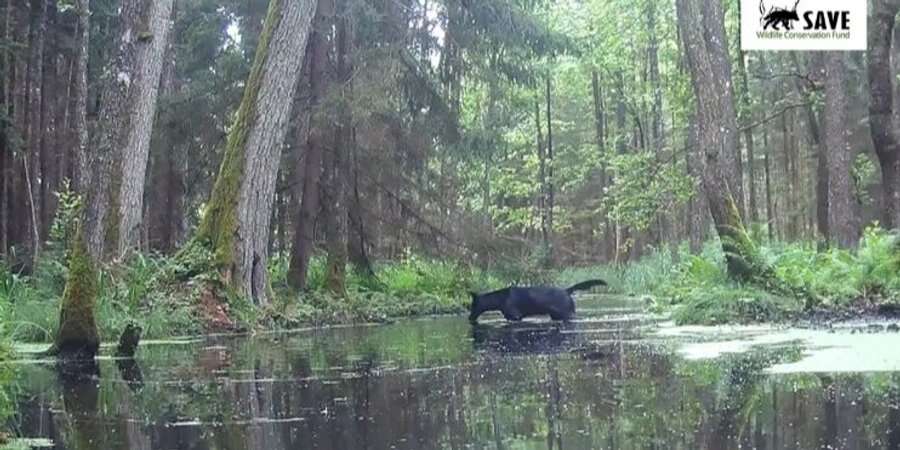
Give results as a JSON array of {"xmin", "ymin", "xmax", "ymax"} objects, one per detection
[{"xmin": 741, "ymin": 0, "xmax": 867, "ymax": 50}]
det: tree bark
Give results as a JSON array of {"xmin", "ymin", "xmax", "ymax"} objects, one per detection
[
  {"xmin": 113, "ymin": 0, "xmax": 175, "ymax": 257},
  {"xmin": 790, "ymin": 52, "xmax": 829, "ymax": 240},
  {"xmin": 84, "ymin": 0, "xmax": 145, "ymax": 260},
  {"xmin": 287, "ymin": 0, "xmax": 332, "ymax": 290},
  {"xmin": 72, "ymin": 0, "xmax": 90, "ymax": 193},
  {"xmin": 347, "ymin": 133, "xmax": 375, "ymax": 277},
  {"xmin": 824, "ymin": 52, "xmax": 859, "ymax": 247},
  {"xmin": 764, "ymin": 125, "xmax": 774, "ymax": 240},
  {"xmin": 322, "ymin": 0, "xmax": 352, "ymax": 294},
  {"xmin": 0, "ymin": 0, "xmax": 8, "ymax": 254},
  {"xmin": 686, "ymin": 116, "xmax": 708, "ymax": 254},
  {"xmin": 868, "ymin": 0, "xmax": 900, "ymax": 229},
  {"xmin": 535, "ymin": 96, "xmax": 548, "ymax": 259},
  {"xmin": 544, "ymin": 74, "xmax": 555, "ymax": 266},
  {"xmin": 590, "ymin": 69, "xmax": 609, "ymax": 260},
  {"xmin": 9, "ymin": 0, "xmax": 28, "ymax": 260},
  {"xmin": 676, "ymin": 0, "xmax": 759, "ymax": 281},
  {"xmin": 736, "ymin": 50, "xmax": 757, "ymax": 224},
  {"xmin": 24, "ymin": 0, "xmax": 47, "ymax": 267},
  {"xmin": 196, "ymin": 0, "xmax": 317, "ymax": 304},
  {"xmin": 52, "ymin": 0, "xmax": 98, "ymax": 361},
  {"xmin": 147, "ymin": 33, "xmax": 186, "ymax": 253}
]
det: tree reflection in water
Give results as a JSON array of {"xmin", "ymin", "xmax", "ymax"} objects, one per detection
[{"xmin": 8, "ymin": 316, "xmax": 900, "ymax": 450}]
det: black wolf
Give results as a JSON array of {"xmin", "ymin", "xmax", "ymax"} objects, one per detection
[
  {"xmin": 468, "ymin": 279, "xmax": 607, "ymax": 323},
  {"xmin": 761, "ymin": 0, "xmax": 800, "ymax": 30}
]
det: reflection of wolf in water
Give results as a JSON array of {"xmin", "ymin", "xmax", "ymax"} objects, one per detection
[
  {"xmin": 471, "ymin": 323, "xmax": 580, "ymax": 355},
  {"xmin": 760, "ymin": 0, "xmax": 800, "ymax": 30}
]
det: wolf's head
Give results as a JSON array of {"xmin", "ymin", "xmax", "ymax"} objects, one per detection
[{"xmin": 468, "ymin": 291, "xmax": 483, "ymax": 323}]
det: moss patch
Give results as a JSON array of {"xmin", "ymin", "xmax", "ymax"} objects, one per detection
[
  {"xmin": 53, "ymin": 230, "xmax": 100, "ymax": 358},
  {"xmin": 192, "ymin": 0, "xmax": 284, "ymax": 281}
]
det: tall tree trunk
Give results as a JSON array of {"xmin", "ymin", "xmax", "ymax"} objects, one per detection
[
  {"xmin": 676, "ymin": 0, "xmax": 759, "ymax": 281},
  {"xmin": 24, "ymin": 0, "xmax": 47, "ymax": 268},
  {"xmin": 535, "ymin": 96, "xmax": 548, "ymax": 260},
  {"xmin": 288, "ymin": 0, "xmax": 334, "ymax": 289},
  {"xmin": 194, "ymin": 0, "xmax": 317, "ymax": 304},
  {"xmin": 322, "ymin": 1, "xmax": 352, "ymax": 294},
  {"xmin": 824, "ymin": 52, "xmax": 859, "ymax": 247},
  {"xmin": 347, "ymin": 132, "xmax": 374, "ymax": 277},
  {"xmin": 613, "ymin": 73, "xmax": 627, "ymax": 261},
  {"xmin": 686, "ymin": 116, "xmax": 708, "ymax": 253},
  {"xmin": 544, "ymin": 74, "xmax": 555, "ymax": 267},
  {"xmin": 779, "ymin": 105, "xmax": 790, "ymax": 240},
  {"xmin": 9, "ymin": 0, "xmax": 29, "ymax": 261},
  {"xmin": 736, "ymin": 50, "xmax": 757, "ymax": 224},
  {"xmin": 764, "ymin": 125, "xmax": 774, "ymax": 240},
  {"xmin": 288, "ymin": 0, "xmax": 331, "ymax": 290},
  {"xmin": 787, "ymin": 109, "xmax": 799, "ymax": 238},
  {"xmin": 84, "ymin": 0, "xmax": 145, "ymax": 259},
  {"xmin": 112, "ymin": 0, "xmax": 175, "ymax": 258},
  {"xmin": 0, "ymin": 0, "xmax": 9, "ymax": 254},
  {"xmin": 795, "ymin": 53, "xmax": 830, "ymax": 242},
  {"xmin": 868, "ymin": 0, "xmax": 900, "ymax": 229},
  {"xmin": 647, "ymin": 0, "xmax": 669, "ymax": 248},
  {"xmin": 590, "ymin": 69, "xmax": 609, "ymax": 260},
  {"xmin": 0, "ymin": 0, "xmax": 6, "ymax": 256},
  {"xmin": 52, "ymin": 0, "xmax": 98, "ymax": 361},
  {"xmin": 42, "ymin": 2, "xmax": 70, "ymax": 243},
  {"xmin": 72, "ymin": 0, "xmax": 89, "ymax": 193},
  {"xmin": 147, "ymin": 34, "xmax": 186, "ymax": 253}
]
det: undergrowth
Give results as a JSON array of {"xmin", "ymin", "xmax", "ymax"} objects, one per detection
[
  {"xmin": 4, "ymin": 217, "xmax": 900, "ymax": 343},
  {"xmin": 552, "ymin": 227, "xmax": 900, "ymax": 325},
  {"xmin": 0, "ymin": 247, "xmax": 507, "ymax": 344}
]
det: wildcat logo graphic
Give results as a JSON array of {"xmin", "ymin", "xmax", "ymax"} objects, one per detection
[
  {"xmin": 760, "ymin": 0, "xmax": 799, "ymax": 31},
  {"xmin": 742, "ymin": 0, "xmax": 866, "ymax": 50}
]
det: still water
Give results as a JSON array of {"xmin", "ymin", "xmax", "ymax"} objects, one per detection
[{"xmin": 10, "ymin": 296, "xmax": 900, "ymax": 449}]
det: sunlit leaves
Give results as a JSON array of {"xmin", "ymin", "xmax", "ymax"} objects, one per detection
[{"xmin": 602, "ymin": 150, "xmax": 695, "ymax": 231}]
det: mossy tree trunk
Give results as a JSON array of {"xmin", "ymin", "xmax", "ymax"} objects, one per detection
[
  {"xmin": 52, "ymin": 0, "xmax": 99, "ymax": 361},
  {"xmin": 195, "ymin": 0, "xmax": 316, "ymax": 304},
  {"xmin": 53, "ymin": 228, "xmax": 100, "ymax": 359},
  {"xmin": 676, "ymin": 0, "xmax": 762, "ymax": 282}
]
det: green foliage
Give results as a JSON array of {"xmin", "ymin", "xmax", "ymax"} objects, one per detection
[
  {"xmin": 670, "ymin": 285, "xmax": 801, "ymax": 325},
  {"xmin": 768, "ymin": 226, "xmax": 900, "ymax": 305},
  {"xmin": 852, "ymin": 153, "xmax": 877, "ymax": 207},
  {"xmin": 266, "ymin": 255, "xmax": 506, "ymax": 327},
  {"xmin": 555, "ymin": 245, "xmax": 680, "ymax": 295},
  {"xmin": 0, "ymin": 268, "xmax": 17, "ymax": 437},
  {"xmin": 48, "ymin": 179, "xmax": 81, "ymax": 246},
  {"xmin": 603, "ymin": 151, "xmax": 695, "ymax": 231},
  {"xmin": 4, "ymin": 248, "xmax": 510, "ymax": 343},
  {"xmin": 653, "ymin": 227, "xmax": 900, "ymax": 323},
  {"xmin": 5, "ymin": 248, "xmax": 204, "ymax": 344}
]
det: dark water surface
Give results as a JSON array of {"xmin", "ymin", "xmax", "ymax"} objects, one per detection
[{"xmin": 10, "ymin": 296, "xmax": 900, "ymax": 449}]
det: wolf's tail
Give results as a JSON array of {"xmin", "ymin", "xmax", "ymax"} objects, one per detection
[{"xmin": 565, "ymin": 279, "xmax": 607, "ymax": 294}]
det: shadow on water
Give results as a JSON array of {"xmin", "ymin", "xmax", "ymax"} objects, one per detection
[{"xmin": 10, "ymin": 299, "xmax": 900, "ymax": 449}]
